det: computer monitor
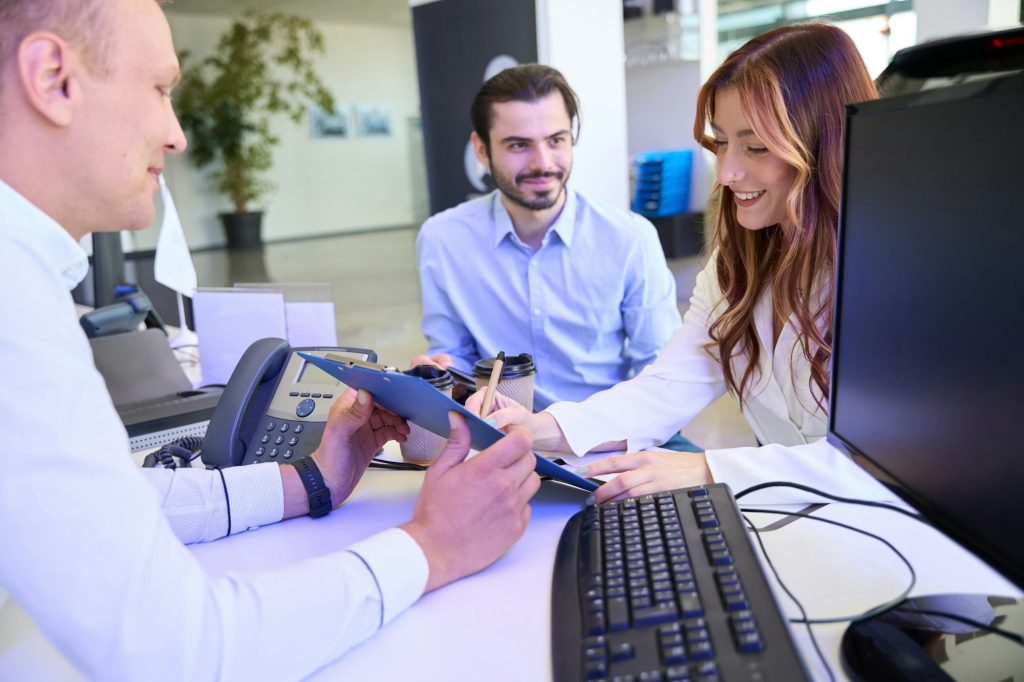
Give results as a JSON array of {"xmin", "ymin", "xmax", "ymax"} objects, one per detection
[{"xmin": 830, "ymin": 72, "xmax": 1024, "ymax": 678}]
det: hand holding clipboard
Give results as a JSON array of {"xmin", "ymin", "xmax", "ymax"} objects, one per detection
[{"xmin": 298, "ymin": 353, "xmax": 597, "ymax": 492}]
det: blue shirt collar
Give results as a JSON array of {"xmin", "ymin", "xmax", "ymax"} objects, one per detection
[{"xmin": 490, "ymin": 187, "xmax": 577, "ymax": 249}]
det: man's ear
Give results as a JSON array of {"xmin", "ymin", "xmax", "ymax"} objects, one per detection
[
  {"xmin": 17, "ymin": 31, "xmax": 77, "ymax": 127},
  {"xmin": 470, "ymin": 130, "xmax": 491, "ymax": 169}
]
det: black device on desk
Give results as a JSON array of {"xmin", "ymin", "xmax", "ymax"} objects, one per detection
[
  {"xmin": 828, "ymin": 72, "xmax": 1024, "ymax": 680},
  {"xmin": 199, "ymin": 338, "xmax": 375, "ymax": 468},
  {"xmin": 90, "ymin": 328, "xmax": 222, "ymax": 451},
  {"xmin": 80, "ymin": 285, "xmax": 166, "ymax": 338},
  {"xmin": 552, "ymin": 484, "xmax": 810, "ymax": 681}
]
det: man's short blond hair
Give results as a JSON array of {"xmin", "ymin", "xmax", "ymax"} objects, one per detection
[{"xmin": 0, "ymin": 0, "xmax": 112, "ymax": 83}]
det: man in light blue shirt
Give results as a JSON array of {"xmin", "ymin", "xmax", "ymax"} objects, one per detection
[{"xmin": 415, "ymin": 64, "xmax": 683, "ymax": 414}]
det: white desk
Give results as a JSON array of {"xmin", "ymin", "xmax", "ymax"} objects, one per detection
[{"xmin": 1, "ymin": 458, "xmax": 1019, "ymax": 681}]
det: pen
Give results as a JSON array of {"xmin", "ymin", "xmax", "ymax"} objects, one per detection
[{"xmin": 480, "ymin": 351, "xmax": 505, "ymax": 418}]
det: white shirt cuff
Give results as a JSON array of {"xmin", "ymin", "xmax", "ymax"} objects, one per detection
[
  {"xmin": 346, "ymin": 527, "xmax": 428, "ymax": 626},
  {"xmin": 221, "ymin": 462, "xmax": 285, "ymax": 534}
]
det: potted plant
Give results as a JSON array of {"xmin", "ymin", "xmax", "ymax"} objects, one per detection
[{"xmin": 174, "ymin": 12, "xmax": 335, "ymax": 249}]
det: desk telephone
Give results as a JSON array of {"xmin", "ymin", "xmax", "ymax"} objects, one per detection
[{"xmin": 195, "ymin": 338, "xmax": 376, "ymax": 468}]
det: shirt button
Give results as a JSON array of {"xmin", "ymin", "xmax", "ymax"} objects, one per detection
[{"xmin": 533, "ymin": 308, "xmax": 542, "ymax": 316}]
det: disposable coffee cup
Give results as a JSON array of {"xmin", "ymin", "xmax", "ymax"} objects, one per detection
[
  {"xmin": 399, "ymin": 365, "xmax": 455, "ymax": 464},
  {"xmin": 472, "ymin": 353, "xmax": 537, "ymax": 412}
]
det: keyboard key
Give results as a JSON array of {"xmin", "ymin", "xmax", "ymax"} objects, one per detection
[
  {"xmin": 584, "ymin": 611, "xmax": 606, "ymax": 635},
  {"xmin": 632, "ymin": 603, "xmax": 678, "ymax": 626},
  {"xmin": 660, "ymin": 633, "xmax": 684, "ymax": 647},
  {"xmin": 687, "ymin": 627, "xmax": 710, "ymax": 644},
  {"xmin": 665, "ymin": 665, "xmax": 691, "ymax": 681},
  {"xmin": 688, "ymin": 640, "xmax": 714, "ymax": 661},
  {"xmin": 661, "ymin": 644, "xmax": 687, "ymax": 665},
  {"xmin": 607, "ymin": 597, "xmax": 629, "ymax": 631},
  {"xmin": 735, "ymin": 631, "xmax": 764, "ymax": 653},
  {"xmin": 609, "ymin": 642, "xmax": 634, "ymax": 661},
  {"xmin": 584, "ymin": 660, "xmax": 608, "ymax": 679},
  {"xmin": 695, "ymin": 661, "xmax": 719, "ymax": 680},
  {"xmin": 680, "ymin": 593, "xmax": 704, "ymax": 617}
]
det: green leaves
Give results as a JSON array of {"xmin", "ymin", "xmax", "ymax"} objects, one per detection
[{"xmin": 174, "ymin": 11, "xmax": 336, "ymax": 212}]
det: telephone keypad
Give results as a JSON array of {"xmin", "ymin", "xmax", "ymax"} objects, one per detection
[{"xmin": 250, "ymin": 419, "xmax": 322, "ymax": 465}]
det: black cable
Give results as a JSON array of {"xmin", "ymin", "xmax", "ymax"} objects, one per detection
[
  {"xmin": 742, "ymin": 513, "xmax": 834, "ymax": 682},
  {"xmin": 142, "ymin": 436, "xmax": 204, "ymax": 469},
  {"xmin": 368, "ymin": 456, "xmax": 428, "ymax": 472},
  {"xmin": 892, "ymin": 606, "xmax": 1024, "ymax": 646},
  {"xmin": 216, "ymin": 468, "xmax": 232, "ymax": 537},
  {"xmin": 734, "ymin": 481, "xmax": 924, "ymax": 521},
  {"xmin": 740, "ymin": 507, "xmax": 917, "ymax": 624}
]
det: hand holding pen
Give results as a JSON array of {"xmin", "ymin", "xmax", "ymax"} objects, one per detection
[{"xmin": 480, "ymin": 351, "xmax": 505, "ymax": 418}]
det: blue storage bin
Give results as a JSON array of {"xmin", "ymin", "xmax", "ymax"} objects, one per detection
[{"xmin": 632, "ymin": 149, "xmax": 693, "ymax": 218}]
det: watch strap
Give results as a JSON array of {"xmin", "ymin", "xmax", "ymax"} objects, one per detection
[{"xmin": 292, "ymin": 457, "xmax": 332, "ymax": 518}]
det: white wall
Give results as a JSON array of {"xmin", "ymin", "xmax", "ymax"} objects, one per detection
[
  {"xmin": 535, "ymin": 0, "xmax": 630, "ymax": 209},
  {"xmin": 140, "ymin": 13, "xmax": 422, "ymax": 250},
  {"xmin": 916, "ymin": 0, "xmax": 1020, "ymax": 42}
]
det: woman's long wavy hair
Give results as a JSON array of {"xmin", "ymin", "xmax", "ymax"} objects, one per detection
[{"xmin": 693, "ymin": 23, "xmax": 877, "ymax": 408}]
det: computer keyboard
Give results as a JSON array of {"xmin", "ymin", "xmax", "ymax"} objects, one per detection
[{"xmin": 552, "ymin": 483, "xmax": 809, "ymax": 681}]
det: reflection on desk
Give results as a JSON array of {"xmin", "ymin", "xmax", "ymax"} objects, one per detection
[{"xmin": 0, "ymin": 455, "xmax": 1019, "ymax": 681}]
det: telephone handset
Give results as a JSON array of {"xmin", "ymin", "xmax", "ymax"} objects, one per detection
[{"xmin": 200, "ymin": 338, "xmax": 376, "ymax": 468}]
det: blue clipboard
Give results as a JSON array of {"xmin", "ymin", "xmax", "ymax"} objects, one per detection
[{"xmin": 298, "ymin": 353, "xmax": 597, "ymax": 492}]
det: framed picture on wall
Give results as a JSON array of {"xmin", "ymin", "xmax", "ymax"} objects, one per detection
[
  {"xmin": 309, "ymin": 104, "xmax": 349, "ymax": 138},
  {"xmin": 355, "ymin": 104, "xmax": 393, "ymax": 137}
]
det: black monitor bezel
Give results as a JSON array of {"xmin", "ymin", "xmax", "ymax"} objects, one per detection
[{"xmin": 827, "ymin": 73, "xmax": 1024, "ymax": 592}]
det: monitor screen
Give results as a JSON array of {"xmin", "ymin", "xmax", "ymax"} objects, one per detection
[{"xmin": 829, "ymin": 73, "xmax": 1024, "ymax": 590}]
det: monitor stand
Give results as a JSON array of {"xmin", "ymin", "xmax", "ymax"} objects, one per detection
[{"xmin": 840, "ymin": 593, "xmax": 1024, "ymax": 681}]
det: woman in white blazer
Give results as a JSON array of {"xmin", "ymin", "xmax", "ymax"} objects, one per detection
[{"xmin": 469, "ymin": 23, "xmax": 889, "ymax": 504}]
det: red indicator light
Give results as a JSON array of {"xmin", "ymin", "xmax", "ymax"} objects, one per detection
[{"xmin": 992, "ymin": 35, "xmax": 1024, "ymax": 48}]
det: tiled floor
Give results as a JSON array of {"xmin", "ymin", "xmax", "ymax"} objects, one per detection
[{"xmin": 190, "ymin": 227, "xmax": 756, "ymax": 449}]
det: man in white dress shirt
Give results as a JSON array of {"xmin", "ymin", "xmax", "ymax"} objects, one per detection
[{"xmin": 0, "ymin": 1, "xmax": 540, "ymax": 679}]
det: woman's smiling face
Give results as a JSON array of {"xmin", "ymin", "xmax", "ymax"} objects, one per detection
[{"xmin": 712, "ymin": 87, "xmax": 796, "ymax": 231}]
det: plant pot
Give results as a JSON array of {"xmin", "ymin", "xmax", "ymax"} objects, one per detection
[{"xmin": 219, "ymin": 211, "xmax": 264, "ymax": 250}]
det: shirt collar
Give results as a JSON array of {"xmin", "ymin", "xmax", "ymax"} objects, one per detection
[
  {"xmin": 0, "ymin": 178, "xmax": 89, "ymax": 290},
  {"xmin": 490, "ymin": 187, "xmax": 577, "ymax": 249}
]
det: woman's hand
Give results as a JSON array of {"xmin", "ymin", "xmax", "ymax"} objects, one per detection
[
  {"xmin": 580, "ymin": 450, "xmax": 713, "ymax": 504},
  {"xmin": 464, "ymin": 392, "xmax": 571, "ymax": 453},
  {"xmin": 465, "ymin": 391, "xmax": 528, "ymax": 426}
]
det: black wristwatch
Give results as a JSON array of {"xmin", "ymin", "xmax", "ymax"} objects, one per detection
[{"xmin": 292, "ymin": 457, "xmax": 332, "ymax": 518}]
